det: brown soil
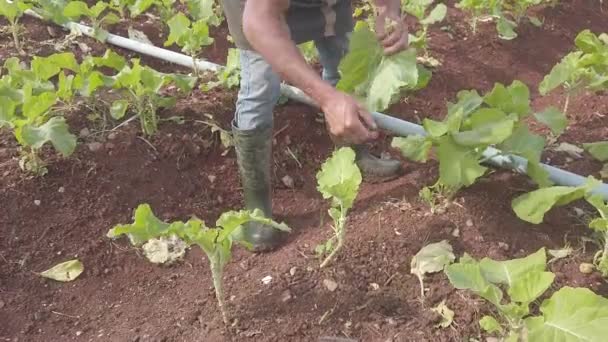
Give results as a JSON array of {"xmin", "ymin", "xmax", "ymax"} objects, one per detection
[{"xmin": 1, "ymin": 1, "xmax": 608, "ymax": 341}]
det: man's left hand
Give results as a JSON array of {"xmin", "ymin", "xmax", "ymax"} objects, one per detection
[{"xmin": 375, "ymin": 4, "xmax": 408, "ymax": 55}]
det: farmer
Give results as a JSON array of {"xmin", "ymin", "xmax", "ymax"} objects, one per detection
[{"xmin": 221, "ymin": 0, "xmax": 409, "ymax": 251}]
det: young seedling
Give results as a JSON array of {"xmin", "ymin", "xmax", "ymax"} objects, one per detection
[
  {"xmin": 445, "ymin": 248, "xmax": 608, "ymax": 340},
  {"xmin": 165, "ymin": 12, "xmax": 214, "ymax": 77},
  {"xmin": 337, "ymin": 20, "xmax": 430, "ymax": 112},
  {"xmin": 401, "ymin": 0, "xmax": 447, "ymax": 64},
  {"xmin": 63, "ymin": 1, "xmax": 121, "ymax": 42},
  {"xmin": 0, "ymin": 0, "xmax": 31, "ymax": 55},
  {"xmin": 107, "ymin": 204, "xmax": 290, "ymax": 325},
  {"xmin": 315, "ymin": 147, "xmax": 362, "ymax": 268},
  {"xmin": 540, "ymin": 30, "xmax": 608, "ymax": 116},
  {"xmin": 109, "ymin": 58, "xmax": 197, "ymax": 135}
]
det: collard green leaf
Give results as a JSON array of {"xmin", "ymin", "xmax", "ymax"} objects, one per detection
[
  {"xmin": 444, "ymin": 261, "xmax": 503, "ymax": 306},
  {"xmin": 437, "ymin": 135, "xmax": 487, "ymax": 188},
  {"xmin": 216, "ymin": 208, "xmax": 290, "ymax": 241},
  {"xmin": 451, "ymin": 118, "xmax": 515, "ymax": 146},
  {"xmin": 110, "ymin": 99, "xmax": 129, "ymax": 119},
  {"xmin": 31, "ymin": 53, "xmax": 79, "ymax": 81},
  {"xmin": 479, "ymin": 315, "xmax": 503, "ymax": 334},
  {"xmin": 534, "ymin": 106, "xmax": 567, "ymax": 136},
  {"xmin": 39, "ymin": 259, "xmax": 84, "ymax": 282},
  {"xmin": 366, "ymin": 49, "xmax": 418, "ymax": 112},
  {"xmin": 92, "ymin": 49, "xmax": 127, "ymax": 71},
  {"xmin": 496, "ymin": 16, "xmax": 517, "ymax": 40},
  {"xmin": 391, "ymin": 135, "xmax": 432, "ymax": 162},
  {"xmin": 166, "ymin": 12, "xmax": 189, "ymax": 47},
  {"xmin": 583, "ymin": 141, "xmax": 608, "ymax": 162},
  {"xmin": 420, "ymin": 3, "xmax": 447, "ymax": 25},
  {"xmin": 525, "ymin": 287, "xmax": 608, "ymax": 341},
  {"xmin": 0, "ymin": 96, "xmax": 16, "ymax": 127},
  {"xmin": 499, "ymin": 124, "xmax": 550, "ymax": 187},
  {"xmin": 107, "ymin": 203, "xmax": 172, "ymax": 245},
  {"xmin": 447, "ymin": 89, "xmax": 483, "ymax": 118},
  {"xmin": 128, "ymin": 0, "xmax": 155, "ymax": 17},
  {"xmin": 512, "ymin": 178, "xmax": 600, "ymax": 224},
  {"xmin": 507, "ymin": 271, "xmax": 555, "ymax": 303},
  {"xmin": 484, "ymin": 80, "xmax": 530, "ymax": 117},
  {"xmin": 466, "ymin": 108, "xmax": 507, "ymax": 128},
  {"xmin": 187, "ymin": 0, "xmax": 215, "ymax": 21},
  {"xmin": 539, "ymin": 52, "xmax": 583, "ymax": 95},
  {"xmin": 411, "ymin": 240, "xmax": 455, "ymax": 296},
  {"xmin": 63, "ymin": 1, "xmax": 90, "ymax": 19},
  {"xmin": 479, "ymin": 248, "xmax": 547, "ymax": 287},
  {"xmin": 20, "ymin": 117, "xmax": 77, "ymax": 156},
  {"xmin": 337, "ymin": 21, "xmax": 382, "ymax": 94},
  {"xmin": 316, "ymin": 147, "xmax": 362, "ymax": 210}
]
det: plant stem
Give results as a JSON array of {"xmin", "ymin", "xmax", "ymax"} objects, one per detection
[
  {"xmin": 320, "ymin": 208, "xmax": 346, "ymax": 268},
  {"xmin": 210, "ymin": 257, "xmax": 229, "ymax": 325},
  {"xmin": 563, "ymin": 93, "xmax": 570, "ymax": 116},
  {"xmin": 11, "ymin": 21, "xmax": 24, "ymax": 55}
]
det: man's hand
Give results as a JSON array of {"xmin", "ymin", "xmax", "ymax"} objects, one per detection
[
  {"xmin": 320, "ymin": 90, "xmax": 379, "ymax": 145},
  {"xmin": 374, "ymin": 0, "xmax": 408, "ymax": 55}
]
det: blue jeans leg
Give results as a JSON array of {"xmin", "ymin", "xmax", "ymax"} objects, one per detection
[
  {"xmin": 314, "ymin": 34, "xmax": 351, "ymax": 87},
  {"xmin": 234, "ymin": 49, "xmax": 282, "ymax": 131}
]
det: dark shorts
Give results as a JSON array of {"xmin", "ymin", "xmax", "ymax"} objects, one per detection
[{"xmin": 220, "ymin": 0, "xmax": 353, "ymax": 50}]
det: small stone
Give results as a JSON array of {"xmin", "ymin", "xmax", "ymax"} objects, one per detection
[
  {"xmin": 579, "ymin": 263, "xmax": 595, "ymax": 274},
  {"xmin": 370, "ymin": 283, "xmax": 380, "ymax": 291},
  {"xmin": 281, "ymin": 175, "xmax": 295, "ymax": 189},
  {"xmin": 498, "ymin": 242, "xmax": 509, "ymax": 251},
  {"xmin": 280, "ymin": 290, "xmax": 292, "ymax": 303},
  {"xmin": 0, "ymin": 300, "xmax": 5, "ymax": 309},
  {"xmin": 107, "ymin": 133, "xmax": 118, "ymax": 141},
  {"xmin": 76, "ymin": 331, "xmax": 82, "ymax": 336},
  {"xmin": 261, "ymin": 275, "xmax": 273, "ymax": 285},
  {"xmin": 103, "ymin": 268, "xmax": 110, "ymax": 275},
  {"xmin": 34, "ymin": 200, "xmax": 41, "ymax": 206},
  {"xmin": 217, "ymin": 195, "xmax": 223, "ymax": 204},
  {"xmin": 289, "ymin": 267, "xmax": 297, "ymax": 276},
  {"xmin": 465, "ymin": 219, "xmax": 473, "ymax": 227},
  {"xmin": 79, "ymin": 128, "xmax": 90, "ymax": 138},
  {"xmin": 451, "ymin": 228, "xmax": 460, "ymax": 237},
  {"xmin": 58, "ymin": 187, "xmax": 65, "ymax": 193},
  {"xmin": 323, "ymin": 279, "xmax": 338, "ymax": 292},
  {"xmin": 3, "ymin": 171, "xmax": 10, "ymax": 177},
  {"xmin": 87, "ymin": 142, "xmax": 103, "ymax": 152},
  {"xmin": 207, "ymin": 175, "xmax": 216, "ymax": 183}
]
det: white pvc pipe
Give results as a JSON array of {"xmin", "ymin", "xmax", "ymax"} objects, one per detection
[{"xmin": 27, "ymin": 11, "xmax": 608, "ymax": 199}]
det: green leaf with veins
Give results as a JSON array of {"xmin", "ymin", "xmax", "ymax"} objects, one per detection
[
  {"xmin": 0, "ymin": 97, "xmax": 16, "ymax": 127},
  {"xmin": 452, "ymin": 117, "xmax": 515, "ymax": 146},
  {"xmin": 317, "ymin": 147, "xmax": 362, "ymax": 210},
  {"xmin": 444, "ymin": 260, "xmax": 503, "ymax": 306},
  {"xmin": 437, "ymin": 135, "xmax": 487, "ymax": 188},
  {"xmin": 496, "ymin": 16, "xmax": 517, "ymax": 40},
  {"xmin": 420, "ymin": 3, "xmax": 447, "ymax": 25},
  {"xmin": 447, "ymin": 89, "xmax": 484, "ymax": 118},
  {"xmin": 583, "ymin": 141, "xmax": 608, "ymax": 162},
  {"xmin": 512, "ymin": 177, "xmax": 600, "ymax": 224},
  {"xmin": 337, "ymin": 21, "xmax": 381, "ymax": 94},
  {"xmin": 391, "ymin": 135, "xmax": 432, "ymax": 162},
  {"xmin": 534, "ymin": 106, "xmax": 567, "ymax": 136},
  {"xmin": 410, "ymin": 240, "xmax": 455, "ymax": 297},
  {"xmin": 110, "ymin": 100, "xmax": 129, "ymax": 119},
  {"xmin": 525, "ymin": 287, "xmax": 608, "ymax": 341},
  {"xmin": 539, "ymin": 52, "xmax": 583, "ymax": 95},
  {"xmin": 508, "ymin": 271, "xmax": 555, "ymax": 303},
  {"xmin": 366, "ymin": 49, "xmax": 418, "ymax": 111},
  {"xmin": 479, "ymin": 248, "xmax": 547, "ymax": 286},
  {"xmin": 20, "ymin": 116, "xmax": 77, "ymax": 156},
  {"xmin": 499, "ymin": 124, "xmax": 551, "ymax": 187},
  {"xmin": 484, "ymin": 80, "xmax": 530, "ymax": 118}
]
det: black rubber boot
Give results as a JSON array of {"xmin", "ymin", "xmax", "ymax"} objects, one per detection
[
  {"xmin": 353, "ymin": 145, "xmax": 403, "ymax": 183},
  {"xmin": 232, "ymin": 123, "xmax": 285, "ymax": 252}
]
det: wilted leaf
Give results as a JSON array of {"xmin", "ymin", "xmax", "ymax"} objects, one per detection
[
  {"xmin": 21, "ymin": 117, "xmax": 77, "ymax": 157},
  {"xmin": 40, "ymin": 259, "xmax": 84, "ymax": 282},
  {"xmin": 548, "ymin": 246, "xmax": 573, "ymax": 264},
  {"xmin": 411, "ymin": 240, "xmax": 455, "ymax": 297},
  {"xmin": 142, "ymin": 235, "xmax": 188, "ymax": 264},
  {"xmin": 583, "ymin": 141, "xmax": 608, "ymax": 162},
  {"xmin": 480, "ymin": 315, "xmax": 503, "ymax": 334},
  {"xmin": 431, "ymin": 300, "xmax": 454, "ymax": 328},
  {"xmin": 534, "ymin": 107, "xmax": 567, "ymax": 136}
]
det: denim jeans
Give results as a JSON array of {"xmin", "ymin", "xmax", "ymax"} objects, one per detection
[{"xmin": 234, "ymin": 35, "xmax": 350, "ymax": 131}]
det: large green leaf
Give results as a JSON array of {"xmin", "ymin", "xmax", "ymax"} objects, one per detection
[
  {"xmin": 165, "ymin": 12, "xmax": 190, "ymax": 47},
  {"xmin": 20, "ymin": 116, "xmax": 77, "ymax": 156},
  {"xmin": 496, "ymin": 16, "xmax": 517, "ymax": 40},
  {"xmin": 539, "ymin": 52, "xmax": 583, "ymax": 95},
  {"xmin": 316, "ymin": 147, "xmax": 362, "ymax": 210},
  {"xmin": 437, "ymin": 135, "xmax": 487, "ymax": 187},
  {"xmin": 447, "ymin": 89, "xmax": 483, "ymax": 118},
  {"xmin": 525, "ymin": 287, "xmax": 608, "ymax": 341},
  {"xmin": 31, "ymin": 53, "xmax": 79, "ymax": 81},
  {"xmin": 479, "ymin": 315, "xmax": 503, "ymax": 334},
  {"xmin": 186, "ymin": 0, "xmax": 215, "ymax": 21},
  {"xmin": 391, "ymin": 135, "xmax": 432, "ymax": 162},
  {"xmin": 499, "ymin": 124, "xmax": 551, "ymax": 187},
  {"xmin": 22, "ymin": 88, "xmax": 57, "ymax": 120},
  {"xmin": 452, "ymin": 118, "xmax": 515, "ymax": 146},
  {"xmin": 583, "ymin": 141, "xmax": 608, "ymax": 162},
  {"xmin": 337, "ymin": 21, "xmax": 381, "ymax": 94},
  {"xmin": 0, "ymin": 96, "xmax": 16, "ymax": 127},
  {"xmin": 508, "ymin": 271, "xmax": 555, "ymax": 303},
  {"xmin": 216, "ymin": 208, "xmax": 290, "ymax": 241},
  {"xmin": 534, "ymin": 106, "xmax": 567, "ymax": 136},
  {"xmin": 512, "ymin": 178, "xmax": 600, "ymax": 224},
  {"xmin": 444, "ymin": 261, "xmax": 503, "ymax": 306},
  {"xmin": 63, "ymin": 0, "xmax": 91, "ymax": 19},
  {"xmin": 420, "ymin": 3, "xmax": 447, "ymax": 25},
  {"xmin": 366, "ymin": 49, "xmax": 418, "ymax": 111},
  {"xmin": 0, "ymin": 0, "xmax": 20, "ymax": 22},
  {"xmin": 479, "ymin": 248, "xmax": 547, "ymax": 286}
]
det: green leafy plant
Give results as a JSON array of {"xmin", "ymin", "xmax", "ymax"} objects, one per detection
[
  {"xmin": 1, "ymin": 53, "xmax": 79, "ymax": 175},
  {"xmin": 0, "ymin": 0, "xmax": 31, "ymax": 54},
  {"xmin": 511, "ymin": 177, "xmax": 608, "ymax": 276},
  {"xmin": 109, "ymin": 58, "xmax": 197, "ymax": 135},
  {"xmin": 445, "ymin": 248, "xmax": 608, "ymax": 340},
  {"xmin": 184, "ymin": 0, "xmax": 223, "ymax": 26},
  {"xmin": 456, "ymin": 0, "xmax": 549, "ymax": 40},
  {"xmin": 31, "ymin": 0, "xmax": 71, "ymax": 25},
  {"xmin": 212, "ymin": 48, "xmax": 240, "ymax": 89},
  {"xmin": 126, "ymin": 0, "xmax": 175, "ymax": 20},
  {"xmin": 392, "ymin": 80, "xmax": 565, "ymax": 203},
  {"xmin": 315, "ymin": 147, "xmax": 362, "ymax": 268},
  {"xmin": 108, "ymin": 204, "xmax": 289, "ymax": 325},
  {"xmin": 401, "ymin": 0, "xmax": 447, "ymax": 64},
  {"xmin": 63, "ymin": 1, "xmax": 121, "ymax": 42},
  {"xmin": 540, "ymin": 30, "xmax": 608, "ymax": 116},
  {"xmin": 165, "ymin": 12, "xmax": 214, "ymax": 77},
  {"xmin": 337, "ymin": 20, "xmax": 430, "ymax": 112}
]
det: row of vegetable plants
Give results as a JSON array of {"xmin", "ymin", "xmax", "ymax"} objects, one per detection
[{"xmin": 3, "ymin": 0, "xmax": 608, "ymax": 338}]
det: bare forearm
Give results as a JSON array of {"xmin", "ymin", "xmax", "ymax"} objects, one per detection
[{"xmin": 242, "ymin": 0, "xmax": 334, "ymax": 106}]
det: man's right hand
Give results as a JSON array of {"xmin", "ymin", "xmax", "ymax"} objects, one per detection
[{"xmin": 320, "ymin": 90, "xmax": 379, "ymax": 145}]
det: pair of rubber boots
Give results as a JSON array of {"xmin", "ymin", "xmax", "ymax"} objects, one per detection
[{"xmin": 233, "ymin": 124, "xmax": 402, "ymax": 252}]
